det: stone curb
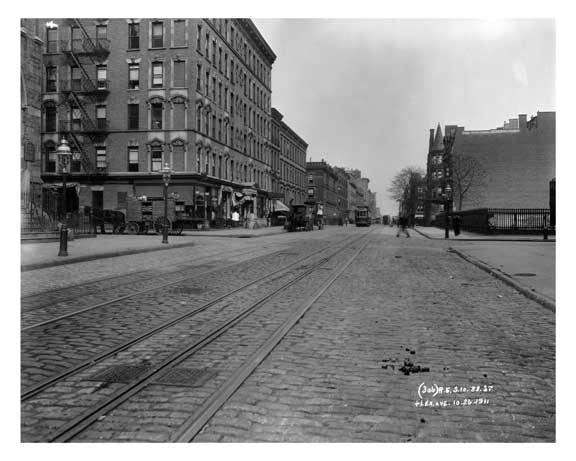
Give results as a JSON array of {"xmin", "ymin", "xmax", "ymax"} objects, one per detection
[
  {"xmin": 21, "ymin": 230, "xmax": 286, "ymax": 272},
  {"xmin": 448, "ymin": 247, "xmax": 555, "ymax": 313},
  {"xmin": 21, "ymin": 241, "xmax": 198, "ymax": 272}
]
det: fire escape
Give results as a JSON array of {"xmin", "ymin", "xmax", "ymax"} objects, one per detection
[{"xmin": 59, "ymin": 19, "xmax": 110, "ymax": 175}]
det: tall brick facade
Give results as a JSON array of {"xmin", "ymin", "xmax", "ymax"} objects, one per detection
[
  {"xmin": 271, "ymin": 108, "xmax": 308, "ymax": 206},
  {"xmin": 21, "ymin": 19, "xmax": 43, "ymax": 196},
  {"xmin": 452, "ymin": 112, "xmax": 555, "ymax": 210},
  {"xmin": 36, "ymin": 18, "xmax": 276, "ymax": 222},
  {"xmin": 425, "ymin": 112, "xmax": 555, "ymax": 223}
]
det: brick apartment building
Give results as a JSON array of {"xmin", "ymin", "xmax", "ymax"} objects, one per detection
[
  {"xmin": 425, "ymin": 112, "xmax": 555, "ymax": 224},
  {"xmin": 38, "ymin": 18, "xmax": 276, "ymax": 225},
  {"xmin": 21, "ymin": 19, "xmax": 44, "ymax": 203},
  {"xmin": 306, "ymin": 160, "xmax": 349, "ymax": 225},
  {"xmin": 270, "ymin": 108, "xmax": 308, "ymax": 206}
]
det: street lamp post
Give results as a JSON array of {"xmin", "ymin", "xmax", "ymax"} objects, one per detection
[
  {"xmin": 56, "ymin": 138, "xmax": 72, "ymax": 256},
  {"xmin": 444, "ymin": 183, "xmax": 452, "ymax": 239},
  {"xmin": 161, "ymin": 162, "xmax": 171, "ymax": 244}
]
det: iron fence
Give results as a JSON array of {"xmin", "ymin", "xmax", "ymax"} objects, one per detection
[
  {"xmin": 21, "ymin": 183, "xmax": 95, "ymax": 236},
  {"xmin": 432, "ymin": 208, "xmax": 554, "ymax": 235}
]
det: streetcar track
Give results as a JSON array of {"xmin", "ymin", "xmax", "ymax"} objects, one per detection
[
  {"xmin": 21, "ymin": 246, "xmax": 300, "ymax": 331},
  {"xmin": 21, "ymin": 233, "xmax": 367, "ymax": 401},
  {"xmin": 45, "ymin": 231, "xmax": 372, "ymax": 442},
  {"xmin": 21, "ymin": 247, "xmax": 262, "ymax": 311}
]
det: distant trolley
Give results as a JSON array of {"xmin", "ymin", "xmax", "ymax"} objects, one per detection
[{"xmin": 354, "ymin": 206, "xmax": 372, "ymax": 227}]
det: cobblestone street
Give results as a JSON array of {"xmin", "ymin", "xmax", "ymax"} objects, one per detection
[
  {"xmin": 195, "ymin": 227, "xmax": 555, "ymax": 442},
  {"xmin": 20, "ymin": 226, "xmax": 555, "ymax": 443}
]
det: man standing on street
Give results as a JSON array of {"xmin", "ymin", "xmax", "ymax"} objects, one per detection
[{"xmin": 396, "ymin": 215, "xmax": 410, "ymax": 238}]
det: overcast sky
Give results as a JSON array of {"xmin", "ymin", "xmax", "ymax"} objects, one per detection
[{"xmin": 253, "ymin": 19, "xmax": 555, "ymax": 215}]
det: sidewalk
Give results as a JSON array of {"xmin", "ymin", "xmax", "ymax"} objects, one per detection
[
  {"xmin": 21, "ymin": 225, "xmax": 287, "ymax": 271},
  {"xmin": 415, "ymin": 226, "xmax": 555, "ymax": 309}
]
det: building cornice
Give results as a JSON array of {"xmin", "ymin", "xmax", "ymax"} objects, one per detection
[{"xmin": 235, "ymin": 19, "xmax": 277, "ymax": 65}]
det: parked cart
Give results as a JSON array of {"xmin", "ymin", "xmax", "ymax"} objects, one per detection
[{"xmin": 124, "ymin": 196, "xmax": 184, "ymax": 235}]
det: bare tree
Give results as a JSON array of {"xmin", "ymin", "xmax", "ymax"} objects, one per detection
[
  {"xmin": 452, "ymin": 154, "xmax": 487, "ymax": 211},
  {"xmin": 388, "ymin": 166, "xmax": 425, "ymax": 201}
]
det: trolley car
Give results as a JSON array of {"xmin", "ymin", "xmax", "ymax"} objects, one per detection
[{"xmin": 354, "ymin": 206, "xmax": 372, "ymax": 227}]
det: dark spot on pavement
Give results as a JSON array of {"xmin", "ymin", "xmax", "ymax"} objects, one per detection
[{"xmin": 420, "ymin": 418, "xmax": 426, "ymax": 423}]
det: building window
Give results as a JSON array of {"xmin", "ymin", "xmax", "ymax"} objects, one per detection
[
  {"xmin": 196, "ymin": 64, "xmax": 202, "ymax": 91},
  {"xmin": 96, "ymin": 65, "xmax": 107, "ymax": 89},
  {"xmin": 71, "ymin": 151, "xmax": 81, "ymax": 173},
  {"xmin": 205, "ymin": 33, "xmax": 209, "ymax": 58},
  {"xmin": 196, "ymin": 24, "xmax": 202, "ymax": 51},
  {"xmin": 173, "ymin": 19, "xmax": 186, "ymax": 47},
  {"xmin": 96, "ymin": 147, "xmax": 107, "ymax": 169},
  {"xmin": 151, "ymin": 21, "xmax": 164, "ymax": 48},
  {"xmin": 71, "ymin": 66, "xmax": 82, "ymax": 91},
  {"xmin": 71, "ymin": 106, "xmax": 82, "ymax": 131},
  {"xmin": 128, "ymin": 22, "xmax": 140, "ymax": 49},
  {"xmin": 128, "ymin": 103, "xmax": 139, "ymax": 130},
  {"xmin": 212, "ymin": 39, "xmax": 216, "ymax": 63},
  {"xmin": 128, "ymin": 63, "xmax": 139, "ymax": 89},
  {"xmin": 151, "ymin": 146, "xmax": 163, "ymax": 171},
  {"xmin": 152, "ymin": 62, "xmax": 164, "ymax": 88},
  {"xmin": 46, "ymin": 66, "xmax": 57, "ymax": 92},
  {"xmin": 45, "ymin": 144, "xmax": 56, "ymax": 172},
  {"xmin": 44, "ymin": 105, "xmax": 57, "ymax": 133},
  {"xmin": 212, "ymin": 77, "xmax": 216, "ymax": 100},
  {"xmin": 71, "ymin": 26, "xmax": 82, "ymax": 52},
  {"xmin": 173, "ymin": 143, "xmax": 185, "ymax": 171},
  {"xmin": 212, "ymin": 153, "xmax": 216, "ymax": 176},
  {"xmin": 128, "ymin": 147, "xmax": 139, "ymax": 172},
  {"xmin": 205, "ymin": 71, "xmax": 210, "ymax": 95},
  {"xmin": 96, "ymin": 25, "xmax": 107, "ymax": 44},
  {"xmin": 173, "ymin": 100, "xmax": 185, "ymax": 130},
  {"xmin": 211, "ymin": 114, "xmax": 216, "ymax": 138},
  {"xmin": 46, "ymin": 27, "xmax": 58, "ymax": 53},
  {"xmin": 96, "ymin": 105, "xmax": 106, "ymax": 130},
  {"xmin": 151, "ymin": 102, "xmax": 163, "ymax": 129},
  {"xmin": 173, "ymin": 60, "xmax": 185, "ymax": 87}
]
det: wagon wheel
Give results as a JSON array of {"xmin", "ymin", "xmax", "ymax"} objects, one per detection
[
  {"xmin": 125, "ymin": 222, "xmax": 140, "ymax": 234},
  {"xmin": 172, "ymin": 220, "xmax": 184, "ymax": 236},
  {"xmin": 155, "ymin": 217, "xmax": 171, "ymax": 234}
]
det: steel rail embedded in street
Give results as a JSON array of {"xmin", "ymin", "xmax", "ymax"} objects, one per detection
[
  {"xmin": 45, "ymin": 231, "xmax": 373, "ymax": 442},
  {"xmin": 22, "ymin": 232, "xmax": 367, "ymax": 401}
]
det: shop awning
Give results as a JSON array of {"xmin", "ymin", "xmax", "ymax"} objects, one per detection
[{"xmin": 274, "ymin": 200, "xmax": 290, "ymax": 212}]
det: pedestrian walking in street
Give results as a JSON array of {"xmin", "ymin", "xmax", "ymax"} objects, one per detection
[
  {"xmin": 452, "ymin": 214, "xmax": 462, "ymax": 236},
  {"xmin": 232, "ymin": 210, "xmax": 239, "ymax": 227},
  {"xmin": 396, "ymin": 215, "xmax": 410, "ymax": 238}
]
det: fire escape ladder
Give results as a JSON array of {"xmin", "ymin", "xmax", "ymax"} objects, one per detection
[
  {"xmin": 65, "ymin": 48, "xmax": 99, "ymax": 94},
  {"xmin": 73, "ymin": 19, "xmax": 97, "ymax": 54},
  {"xmin": 68, "ymin": 91, "xmax": 97, "ymax": 133},
  {"xmin": 68, "ymin": 132, "xmax": 94, "ymax": 175}
]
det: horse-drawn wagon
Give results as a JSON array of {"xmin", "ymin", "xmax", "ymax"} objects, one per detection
[{"xmin": 124, "ymin": 196, "xmax": 184, "ymax": 235}]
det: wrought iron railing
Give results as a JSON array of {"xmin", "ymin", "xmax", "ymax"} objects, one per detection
[{"xmin": 432, "ymin": 208, "xmax": 554, "ymax": 234}]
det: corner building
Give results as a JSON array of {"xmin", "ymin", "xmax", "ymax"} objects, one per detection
[{"xmin": 39, "ymin": 18, "xmax": 276, "ymax": 225}]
